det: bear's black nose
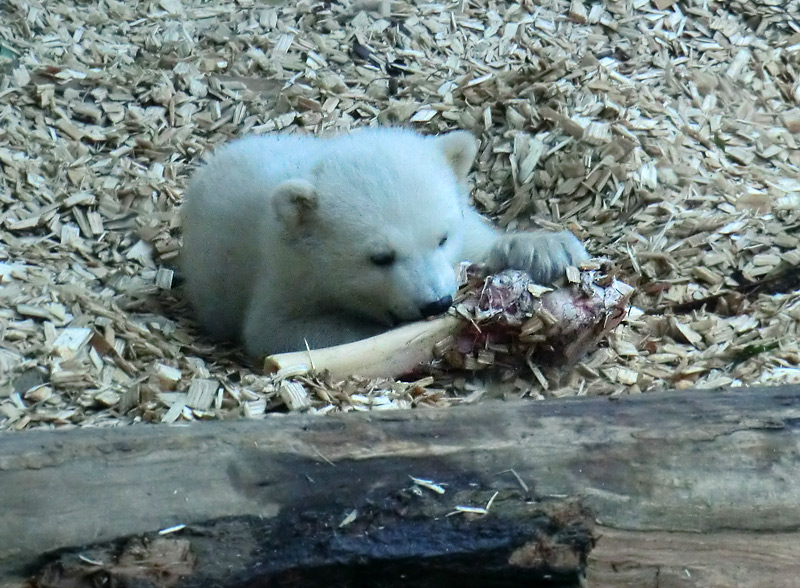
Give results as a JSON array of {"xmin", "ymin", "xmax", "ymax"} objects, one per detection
[{"xmin": 420, "ymin": 295, "xmax": 453, "ymax": 318}]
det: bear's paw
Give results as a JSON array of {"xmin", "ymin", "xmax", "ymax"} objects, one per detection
[{"xmin": 486, "ymin": 230, "xmax": 589, "ymax": 285}]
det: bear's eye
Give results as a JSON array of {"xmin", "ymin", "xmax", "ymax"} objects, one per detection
[
  {"xmin": 438, "ymin": 234, "xmax": 448, "ymax": 247},
  {"xmin": 370, "ymin": 251, "xmax": 397, "ymax": 267}
]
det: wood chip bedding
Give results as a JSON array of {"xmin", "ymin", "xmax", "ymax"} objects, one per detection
[{"xmin": 0, "ymin": 0, "xmax": 798, "ymax": 429}]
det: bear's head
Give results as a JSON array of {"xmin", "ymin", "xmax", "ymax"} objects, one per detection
[{"xmin": 272, "ymin": 128, "xmax": 478, "ymax": 326}]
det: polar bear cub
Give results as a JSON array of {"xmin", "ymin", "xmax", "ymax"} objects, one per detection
[{"xmin": 180, "ymin": 127, "xmax": 588, "ymax": 356}]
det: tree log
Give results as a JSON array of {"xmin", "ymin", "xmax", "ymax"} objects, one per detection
[{"xmin": 2, "ymin": 386, "xmax": 800, "ymax": 587}]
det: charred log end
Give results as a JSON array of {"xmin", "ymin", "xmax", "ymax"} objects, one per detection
[
  {"xmin": 31, "ymin": 491, "xmax": 596, "ymax": 588},
  {"xmin": 241, "ymin": 491, "xmax": 595, "ymax": 588}
]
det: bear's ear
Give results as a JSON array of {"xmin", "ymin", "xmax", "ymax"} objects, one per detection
[
  {"xmin": 433, "ymin": 130, "xmax": 479, "ymax": 180},
  {"xmin": 272, "ymin": 179, "xmax": 318, "ymax": 233}
]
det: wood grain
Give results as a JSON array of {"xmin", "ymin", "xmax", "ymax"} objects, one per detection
[{"xmin": 2, "ymin": 386, "xmax": 799, "ymax": 586}]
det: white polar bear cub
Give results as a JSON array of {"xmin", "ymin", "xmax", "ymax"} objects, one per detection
[{"xmin": 181, "ymin": 127, "xmax": 588, "ymax": 356}]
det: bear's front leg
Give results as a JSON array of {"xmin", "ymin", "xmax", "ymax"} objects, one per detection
[
  {"xmin": 243, "ymin": 305, "xmax": 388, "ymax": 357},
  {"xmin": 461, "ymin": 209, "xmax": 589, "ymax": 285}
]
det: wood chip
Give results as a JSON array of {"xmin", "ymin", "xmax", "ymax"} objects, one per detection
[
  {"xmin": 279, "ymin": 381, "xmax": 311, "ymax": 411},
  {"xmin": 51, "ymin": 328, "xmax": 93, "ymax": 358},
  {"xmin": 186, "ymin": 379, "xmax": 219, "ymax": 410}
]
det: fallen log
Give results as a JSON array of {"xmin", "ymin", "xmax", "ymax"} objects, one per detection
[{"xmin": 2, "ymin": 386, "xmax": 800, "ymax": 587}]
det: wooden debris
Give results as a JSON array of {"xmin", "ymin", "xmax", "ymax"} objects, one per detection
[
  {"xmin": 278, "ymin": 380, "xmax": 311, "ymax": 411},
  {"xmin": 51, "ymin": 328, "xmax": 93, "ymax": 358},
  {"xmin": 1, "ymin": 0, "xmax": 799, "ymax": 428},
  {"xmin": 185, "ymin": 378, "xmax": 218, "ymax": 411}
]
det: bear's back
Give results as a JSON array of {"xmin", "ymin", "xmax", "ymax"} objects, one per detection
[{"xmin": 186, "ymin": 134, "xmax": 322, "ymax": 215}]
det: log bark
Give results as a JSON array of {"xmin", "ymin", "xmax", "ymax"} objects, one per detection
[{"xmin": 2, "ymin": 386, "xmax": 800, "ymax": 587}]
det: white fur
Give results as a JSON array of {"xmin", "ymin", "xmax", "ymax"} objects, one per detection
[{"xmin": 180, "ymin": 127, "xmax": 588, "ymax": 355}]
